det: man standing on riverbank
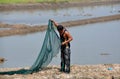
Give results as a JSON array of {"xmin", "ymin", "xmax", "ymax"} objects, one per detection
[{"xmin": 50, "ymin": 19, "xmax": 73, "ymax": 73}]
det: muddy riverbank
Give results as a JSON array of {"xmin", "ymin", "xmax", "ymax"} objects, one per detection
[
  {"xmin": 0, "ymin": 64, "xmax": 120, "ymax": 79},
  {"xmin": 0, "ymin": 14, "xmax": 120, "ymax": 37},
  {"xmin": 0, "ymin": 0, "xmax": 120, "ymax": 11}
]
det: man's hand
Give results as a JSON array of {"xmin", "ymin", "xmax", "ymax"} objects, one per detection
[
  {"xmin": 50, "ymin": 19, "xmax": 54, "ymax": 22},
  {"xmin": 62, "ymin": 41, "xmax": 67, "ymax": 45},
  {"xmin": 49, "ymin": 19, "xmax": 58, "ymax": 27}
]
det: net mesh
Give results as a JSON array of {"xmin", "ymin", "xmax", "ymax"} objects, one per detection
[{"xmin": 0, "ymin": 20, "xmax": 60, "ymax": 75}]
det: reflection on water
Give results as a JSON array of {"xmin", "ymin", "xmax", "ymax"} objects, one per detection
[
  {"xmin": 0, "ymin": 4, "xmax": 120, "ymax": 25},
  {"xmin": 0, "ymin": 20, "xmax": 120, "ymax": 68}
]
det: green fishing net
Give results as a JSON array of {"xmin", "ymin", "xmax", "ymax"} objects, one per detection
[{"xmin": 0, "ymin": 20, "xmax": 61, "ymax": 75}]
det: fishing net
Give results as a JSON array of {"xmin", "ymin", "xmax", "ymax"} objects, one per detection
[{"xmin": 0, "ymin": 20, "xmax": 61, "ymax": 75}]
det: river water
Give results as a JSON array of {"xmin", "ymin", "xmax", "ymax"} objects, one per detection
[
  {"xmin": 0, "ymin": 20, "xmax": 120, "ymax": 68},
  {"xmin": 0, "ymin": 4, "xmax": 120, "ymax": 68},
  {"xmin": 0, "ymin": 4, "xmax": 120, "ymax": 25}
]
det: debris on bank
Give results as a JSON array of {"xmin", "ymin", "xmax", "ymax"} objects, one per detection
[
  {"xmin": 0, "ymin": 57, "xmax": 6, "ymax": 63},
  {"xmin": 0, "ymin": 64, "xmax": 120, "ymax": 79}
]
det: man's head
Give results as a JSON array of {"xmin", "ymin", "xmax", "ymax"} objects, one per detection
[{"xmin": 57, "ymin": 25, "xmax": 64, "ymax": 31}]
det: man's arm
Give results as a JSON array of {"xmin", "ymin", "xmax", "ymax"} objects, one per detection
[
  {"xmin": 62, "ymin": 31, "xmax": 73, "ymax": 45},
  {"xmin": 50, "ymin": 19, "xmax": 58, "ymax": 27}
]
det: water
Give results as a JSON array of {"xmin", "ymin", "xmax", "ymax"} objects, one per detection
[
  {"xmin": 0, "ymin": 28, "xmax": 11, "ymax": 31},
  {"xmin": 68, "ymin": 20, "xmax": 120, "ymax": 65},
  {"xmin": 0, "ymin": 4, "xmax": 120, "ymax": 25},
  {"xmin": 0, "ymin": 20, "xmax": 120, "ymax": 68}
]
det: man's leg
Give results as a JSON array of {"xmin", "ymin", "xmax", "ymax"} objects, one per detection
[
  {"xmin": 65, "ymin": 47, "xmax": 71, "ymax": 73},
  {"xmin": 60, "ymin": 52, "xmax": 65, "ymax": 72}
]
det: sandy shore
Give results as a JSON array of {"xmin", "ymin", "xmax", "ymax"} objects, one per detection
[{"xmin": 0, "ymin": 64, "xmax": 120, "ymax": 79}]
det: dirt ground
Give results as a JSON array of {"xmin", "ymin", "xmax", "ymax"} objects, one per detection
[{"xmin": 0, "ymin": 64, "xmax": 120, "ymax": 79}]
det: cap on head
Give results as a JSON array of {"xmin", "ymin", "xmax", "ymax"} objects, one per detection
[{"xmin": 57, "ymin": 25, "xmax": 64, "ymax": 31}]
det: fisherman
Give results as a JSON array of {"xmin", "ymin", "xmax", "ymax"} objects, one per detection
[{"xmin": 50, "ymin": 19, "xmax": 73, "ymax": 73}]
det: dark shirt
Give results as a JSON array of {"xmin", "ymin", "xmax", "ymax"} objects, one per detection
[{"xmin": 60, "ymin": 29, "xmax": 70, "ymax": 49}]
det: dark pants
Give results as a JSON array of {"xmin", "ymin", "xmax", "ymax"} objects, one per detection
[{"xmin": 61, "ymin": 47, "xmax": 71, "ymax": 72}]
